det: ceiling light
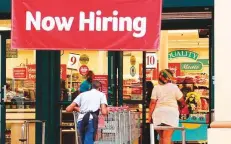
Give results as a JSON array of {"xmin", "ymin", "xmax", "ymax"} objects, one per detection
[
  {"xmin": 0, "ymin": 27, "xmax": 11, "ymax": 31},
  {"xmin": 168, "ymin": 30, "xmax": 198, "ymax": 33}
]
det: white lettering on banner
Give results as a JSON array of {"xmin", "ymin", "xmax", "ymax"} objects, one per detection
[
  {"xmin": 26, "ymin": 11, "xmax": 74, "ymax": 31},
  {"xmin": 79, "ymin": 10, "xmax": 147, "ymax": 38},
  {"xmin": 25, "ymin": 11, "xmax": 147, "ymax": 38},
  {"xmin": 183, "ymin": 64, "xmax": 199, "ymax": 70},
  {"xmin": 28, "ymin": 73, "xmax": 36, "ymax": 79}
]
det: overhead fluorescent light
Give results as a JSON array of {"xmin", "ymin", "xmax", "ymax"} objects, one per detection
[
  {"xmin": 168, "ymin": 30, "xmax": 198, "ymax": 33},
  {"xmin": 0, "ymin": 27, "xmax": 11, "ymax": 31}
]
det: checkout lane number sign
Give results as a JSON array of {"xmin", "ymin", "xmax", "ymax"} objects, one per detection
[
  {"xmin": 146, "ymin": 52, "xmax": 157, "ymax": 69},
  {"xmin": 67, "ymin": 53, "xmax": 80, "ymax": 70}
]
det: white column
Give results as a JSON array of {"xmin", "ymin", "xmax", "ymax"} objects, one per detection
[
  {"xmin": 97, "ymin": 51, "xmax": 107, "ymax": 74},
  {"xmin": 208, "ymin": 0, "xmax": 231, "ymax": 143},
  {"xmin": 159, "ymin": 31, "xmax": 169, "ymax": 70},
  {"xmin": 33, "ymin": 50, "xmax": 36, "ymax": 64}
]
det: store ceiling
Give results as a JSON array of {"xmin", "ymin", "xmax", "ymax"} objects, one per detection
[{"xmin": 168, "ymin": 30, "xmax": 209, "ymax": 49}]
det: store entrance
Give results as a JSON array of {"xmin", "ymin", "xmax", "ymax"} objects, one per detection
[
  {"xmin": 120, "ymin": 28, "xmax": 212, "ymax": 144},
  {"xmin": 0, "ymin": 30, "xmax": 39, "ymax": 144},
  {"xmin": 0, "ymin": 31, "xmax": 10, "ymax": 144}
]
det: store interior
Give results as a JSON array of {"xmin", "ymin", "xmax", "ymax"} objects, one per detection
[{"xmin": 4, "ymin": 29, "xmax": 210, "ymax": 143}]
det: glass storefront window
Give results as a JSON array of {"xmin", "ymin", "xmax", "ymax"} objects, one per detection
[
  {"xmin": 60, "ymin": 50, "xmax": 108, "ymax": 101},
  {"xmin": 5, "ymin": 39, "xmax": 36, "ymax": 144},
  {"xmin": 123, "ymin": 51, "xmax": 143, "ymax": 101}
]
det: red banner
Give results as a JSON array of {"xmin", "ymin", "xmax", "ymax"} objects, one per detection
[
  {"xmin": 139, "ymin": 64, "xmax": 157, "ymax": 81},
  {"xmin": 93, "ymin": 75, "xmax": 108, "ymax": 98},
  {"xmin": 13, "ymin": 68, "xmax": 27, "ymax": 79},
  {"xmin": 60, "ymin": 65, "xmax": 67, "ymax": 80},
  {"xmin": 27, "ymin": 64, "xmax": 36, "ymax": 81},
  {"xmin": 11, "ymin": 0, "xmax": 162, "ymax": 50},
  {"xmin": 27, "ymin": 64, "xmax": 67, "ymax": 81},
  {"xmin": 168, "ymin": 63, "xmax": 181, "ymax": 76}
]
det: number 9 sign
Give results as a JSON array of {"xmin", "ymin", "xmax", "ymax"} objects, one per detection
[
  {"xmin": 67, "ymin": 53, "xmax": 80, "ymax": 70},
  {"xmin": 70, "ymin": 56, "xmax": 77, "ymax": 65},
  {"xmin": 146, "ymin": 52, "xmax": 157, "ymax": 69}
]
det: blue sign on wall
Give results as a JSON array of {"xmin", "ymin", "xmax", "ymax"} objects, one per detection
[
  {"xmin": 0, "ymin": 0, "xmax": 214, "ymax": 13},
  {"xmin": 172, "ymin": 123, "xmax": 208, "ymax": 141}
]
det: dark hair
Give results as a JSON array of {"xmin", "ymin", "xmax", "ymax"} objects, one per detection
[
  {"xmin": 86, "ymin": 71, "xmax": 94, "ymax": 78},
  {"xmin": 6, "ymin": 83, "xmax": 10, "ymax": 90},
  {"xmin": 92, "ymin": 80, "xmax": 101, "ymax": 89}
]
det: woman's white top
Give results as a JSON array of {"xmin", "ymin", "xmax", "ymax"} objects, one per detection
[{"xmin": 151, "ymin": 83, "xmax": 183, "ymax": 127}]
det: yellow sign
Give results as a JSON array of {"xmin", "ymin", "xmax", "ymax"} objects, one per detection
[
  {"xmin": 79, "ymin": 54, "xmax": 89, "ymax": 65},
  {"xmin": 130, "ymin": 55, "xmax": 136, "ymax": 66}
]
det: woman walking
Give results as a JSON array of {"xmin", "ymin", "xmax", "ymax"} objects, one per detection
[{"xmin": 148, "ymin": 69, "xmax": 186, "ymax": 144}]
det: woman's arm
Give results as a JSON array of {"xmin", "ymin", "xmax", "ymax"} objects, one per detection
[
  {"xmin": 148, "ymin": 99, "xmax": 157, "ymax": 123},
  {"xmin": 175, "ymin": 86, "xmax": 186, "ymax": 108},
  {"xmin": 178, "ymin": 96, "xmax": 186, "ymax": 108}
]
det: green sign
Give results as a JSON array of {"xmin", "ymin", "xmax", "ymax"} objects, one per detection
[
  {"xmin": 181, "ymin": 62, "xmax": 203, "ymax": 71},
  {"xmin": 197, "ymin": 59, "xmax": 209, "ymax": 66},
  {"xmin": 168, "ymin": 50, "xmax": 199, "ymax": 60}
]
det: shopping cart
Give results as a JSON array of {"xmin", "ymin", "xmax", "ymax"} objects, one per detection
[
  {"xmin": 73, "ymin": 107, "xmax": 141, "ymax": 144},
  {"xmin": 73, "ymin": 112, "xmax": 82, "ymax": 144},
  {"xmin": 149, "ymin": 123, "xmax": 186, "ymax": 144},
  {"xmin": 19, "ymin": 120, "xmax": 46, "ymax": 144}
]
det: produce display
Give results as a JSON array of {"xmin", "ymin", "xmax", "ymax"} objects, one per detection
[
  {"xmin": 123, "ymin": 79, "xmax": 142, "ymax": 100},
  {"xmin": 176, "ymin": 74, "xmax": 209, "ymax": 123}
]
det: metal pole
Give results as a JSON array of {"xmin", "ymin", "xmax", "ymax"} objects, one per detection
[
  {"xmin": 119, "ymin": 113, "xmax": 122, "ymax": 144},
  {"xmin": 20, "ymin": 124, "xmax": 26, "ymax": 144},
  {"xmin": 73, "ymin": 112, "xmax": 79, "ymax": 144},
  {"xmin": 70, "ymin": 69, "xmax": 73, "ymax": 90},
  {"xmin": 60, "ymin": 108, "xmax": 62, "ymax": 144},
  {"xmin": 150, "ymin": 124, "xmax": 155, "ymax": 144},
  {"xmin": 142, "ymin": 51, "xmax": 147, "ymax": 144},
  {"xmin": 129, "ymin": 111, "xmax": 132, "ymax": 144},
  {"xmin": 26, "ymin": 122, "xmax": 29, "ymax": 144},
  {"xmin": 182, "ymin": 129, "xmax": 186, "ymax": 144},
  {"xmin": 42, "ymin": 122, "xmax": 46, "ymax": 144}
]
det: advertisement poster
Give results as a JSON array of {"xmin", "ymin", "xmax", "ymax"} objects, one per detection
[
  {"xmin": 131, "ymin": 85, "xmax": 142, "ymax": 100},
  {"xmin": 93, "ymin": 75, "xmax": 108, "ymax": 98},
  {"xmin": 139, "ymin": 64, "xmax": 156, "ymax": 81},
  {"xmin": 27, "ymin": 64, "xmax": 67, "ymax": 81},
  {"xmin": 13, "ymin": 68, "xmax": 27, "ymax": 79},
  {"xmin": 60, "ymin": 65, "xmax": 67, "ymax": 80},
  {"xmin": 27, "ymin": 64, "xmax": 36, "ymax": 81},
  {"xmin": 168, "ymin": 63, "xmax": 181, "ymax": 76},
  {"xmin": 79, "ymin": 65, "xmax": 89, "ymax": 76}
]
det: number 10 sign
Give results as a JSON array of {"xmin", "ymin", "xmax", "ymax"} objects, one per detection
[{"xmin": 146, "ymin": 52, "xmax": 157, "ymax": 69}]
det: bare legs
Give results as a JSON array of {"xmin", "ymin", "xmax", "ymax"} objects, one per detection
[{"xmin": 157, "ymin": 130, "xmax": 174, "ymax": 144}]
